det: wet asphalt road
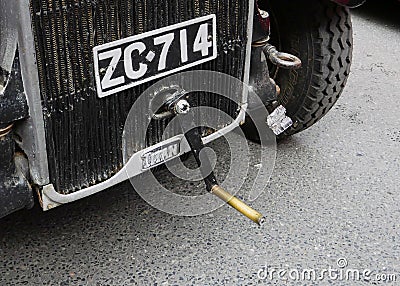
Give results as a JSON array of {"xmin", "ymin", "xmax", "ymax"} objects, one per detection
[{"xmin": 1, "ymin": 2, "xmax": 400, "ymax": 285}]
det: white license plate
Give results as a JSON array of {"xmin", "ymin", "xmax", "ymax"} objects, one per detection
[
  {"xmin": 93, "ymin": 14, "xmax": 217, "ymax": 98},
  {"xmin": 141, "ymin": 140, "xmax": 181, "ymax": 170}
]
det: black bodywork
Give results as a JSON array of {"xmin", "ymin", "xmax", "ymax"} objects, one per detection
[
  {"xmin": 0, "ymin": 54, "xmax": 32, "ymax": 217},
  {"xmin": 29, "ymin": 0, "xmax": 248, "ymax": 194},
  {"xmin": 0, "ymin": 55, "xmax": 29, "ymax": 125}
]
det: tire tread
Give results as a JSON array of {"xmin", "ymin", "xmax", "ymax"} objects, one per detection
[{"xmin": 288, "ymin": 0, "xmax": 352, "ymax": 134}]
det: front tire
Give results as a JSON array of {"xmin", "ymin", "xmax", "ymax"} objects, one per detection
[{"xmin": 259, "ymin": 0, "xmax": 353, "ymax": 136}]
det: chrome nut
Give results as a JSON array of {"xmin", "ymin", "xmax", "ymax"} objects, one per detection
[{"xmin": 174, "ymin": 99, "xmax": 191, "ymax": 115}]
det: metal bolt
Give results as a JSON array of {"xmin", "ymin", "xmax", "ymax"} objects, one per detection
[
  {"xmin": 174, "ymin": 99, "xmax": 191, "ymax": 115},
  {"xmin": 258, "ymin": 9, "xmax": 269, "ymax": 19}
]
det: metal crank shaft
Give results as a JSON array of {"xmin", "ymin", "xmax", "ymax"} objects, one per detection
[{"xmin": 174, "ymin": 99, "xmax": 265, "ymax": 226}]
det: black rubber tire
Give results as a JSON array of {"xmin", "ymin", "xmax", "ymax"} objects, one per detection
[{"xmin": 259, "ymin": 0, "xmax": 353, "ymax": 136}]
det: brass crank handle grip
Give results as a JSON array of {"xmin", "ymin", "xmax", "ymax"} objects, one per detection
[{"xmin": 211, "ymin": 185, "xmax": 265, "ymax": 226}]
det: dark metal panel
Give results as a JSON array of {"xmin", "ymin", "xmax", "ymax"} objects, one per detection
[
  {"xmin": 29, "ymin": 0, "xmax": 250, "ymax": 194},
  {"xmin": 0, "ymin": 54, "xmax": 29, "ymax": 125},
  {"xmin": 0, "ymin": 133, "xmax": 34, "ymax": 219}
]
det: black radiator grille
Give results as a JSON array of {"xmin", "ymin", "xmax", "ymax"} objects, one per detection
[{"xmin": 29, "ymin": 0, "xmax": 250, "ymax": 194}]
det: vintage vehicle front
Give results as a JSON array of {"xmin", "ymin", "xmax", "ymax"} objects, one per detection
[{"xmin": 0, "ymin": 0, "xmax": 365, "ymax": 221}]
